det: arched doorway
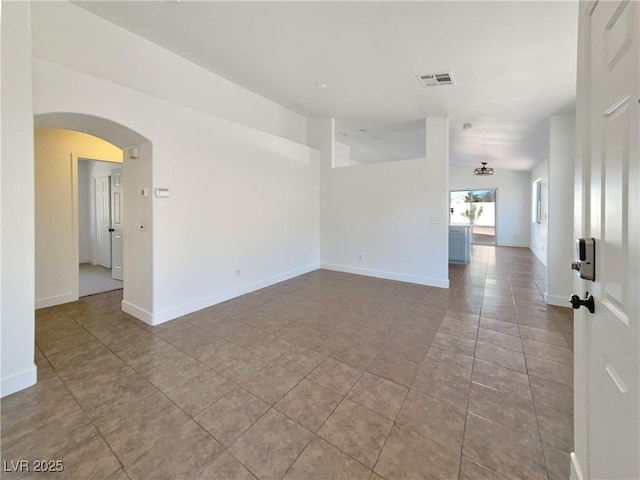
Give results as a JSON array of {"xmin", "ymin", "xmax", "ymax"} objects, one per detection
[{"xmin": 34, "ymin": 112, "xmax": 153, "ymax": 322}]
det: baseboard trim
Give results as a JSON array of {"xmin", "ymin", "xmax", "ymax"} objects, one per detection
[
  {"xmin": 122, "ymin": 300, "xmax": 153, "ymax": 324},
  {"xmin": 497, "ymin": 242, "xmax": 530, "ymax": 248},
  {"xmin": 320, "ymin": 263, "xmax": 449, "ymax": 289},
  {"xmin": 545, "ymin": 293, "xmax": 571, "ymax": 308},
  {"xmin": 570, "ymin": 452, "xmax": 584, "ymax": 480},
  {"xmin": 1, "ymin": 364, "xmax": 37, "ymax": 398},
  {"xmin": 448, "ymin": 259, "xmax": 468, "ymax": 265},
  {"xmin": 530, "ymin": 247, "xmax": 547, "ymax": 267},
  {"xmin": 138, "ymin": 263, "xmax": 321, "ymax": 326},
  {"xmin": 79, "ymin": 258, "xmax": 92, "ymax": 264},
  {"xmin": 35, "ymin": 292, "xmax": 77, "ymax": 309}
]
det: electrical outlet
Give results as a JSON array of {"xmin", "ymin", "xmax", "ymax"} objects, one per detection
[{"xmin": 235, "ymin": 269, "xmax": 240, "ymax": 277}]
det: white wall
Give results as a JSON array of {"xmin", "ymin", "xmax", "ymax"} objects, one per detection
[
  {"xmin": 449, "ymin": 165, "xmax": 531, "ymax": 247},
  {"xmin": 546, "ymin": 116, "xmax": 575, "ymax": 306},
  {"xmin": 320, "ymin": 118, "xmax": 449, "ymax": 287},
  {"xmin": 30, "ymin": 2, "xmax": 307, "ymax": 145},
  {"xmin": 31, "ymin": 3, "xmax": 321, "ymax": 324},
  {"xmin": 530, "ymin": 159, "xmax": 549, "ymax": 266},
  {"xmin": 334, "ymin": 141, "xmax": 352, "ymax": 168},
  {"xmin": 307, "ymin": 117, "xmax": 334, "ymax": 165},
  {"xmin": 149, "ymin": 119, "xmax": 319, "ymax": 323},
  {"xmin": 35, "ymin": 129, "xmax": 123, "ymax": 308},
  {"xmin": 90, "ymin": 160, "xmax": 120, "ymax": 177},
  {"xmin": 78, "ymin": 160, "xmax": 91, "ymax": 263},
  {"xmin": 1, "ymin": 2, "xmax": 37, "ymax": 397},
  {"xmin": 121, "ymin": 143, "xmax": 154, "ymax": 318},
  {"xmin": 528, "ymin": 115, "xmax": 575, "ymax": 280}
]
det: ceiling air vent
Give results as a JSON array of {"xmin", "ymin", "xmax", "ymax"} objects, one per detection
[{"xmin": 417, "ymin": 72, "xmax": 454, "ymax": 87}]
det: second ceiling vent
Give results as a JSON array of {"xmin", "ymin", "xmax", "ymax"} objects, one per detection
[{"xmin": 417, "ymin": 72, "xmax": 455, "ymax": 87}]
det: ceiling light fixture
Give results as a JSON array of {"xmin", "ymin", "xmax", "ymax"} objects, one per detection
[
  {"xmin": 316, "ymin": 83, "xmax": 327, "ymax": 89},
  {"xmin": 474, "ymin": 162, "xmax": 494, "ymax": 176},
  {"xmin": 358, "ymin": 129, "xmax": 367, "ymax": 133}
]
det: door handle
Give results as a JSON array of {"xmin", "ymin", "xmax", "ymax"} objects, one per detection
[
  {"xmin": 108, "ymin": 228, "xmax": 115, "ymax": 232},
  {"xmin": 570, "ymin": 292, "xmax": 595, "ymax": 314}
]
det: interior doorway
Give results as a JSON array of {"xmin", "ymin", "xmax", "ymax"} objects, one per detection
[
  {"xmin": 78, "ymin": 158, "xmax": 124, "ymax": 296},
  {"xmin": 450, "ymin": 189, "xmax": 497, "ymax": 245},
  {"xmin": 33, "ymin": 112, "xmax": 152, "ymax": 323}
]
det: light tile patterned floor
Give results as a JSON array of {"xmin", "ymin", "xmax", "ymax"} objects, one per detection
[
  {"xmin": 1, "ymin": 246, "xmax": 574, "ymax": 479},
  {"xmin": 79, "ymin": 263, "xmax": 123, "ymax": 297}
]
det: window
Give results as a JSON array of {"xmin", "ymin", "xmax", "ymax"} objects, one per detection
[{"xmin": 532, "ymin": 179, "xmax": 542, "ymax": 223}]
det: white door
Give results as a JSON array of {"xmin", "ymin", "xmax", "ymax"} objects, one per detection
[
  {"xmin": 95, "ymin": 175, "xmax": 111, "ymax": 268},
  {"xmin": 110, "ymin": 168, "xmax": 124, "ymax": 281},
  {"xmin": 574, "ymin": 2, "xmax": 639, "ymax": 479}
]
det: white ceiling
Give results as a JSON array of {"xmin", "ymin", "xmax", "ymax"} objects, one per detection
[{"xmin": 74, "ymin": 1, "xmax": 578, "ymax": 170}]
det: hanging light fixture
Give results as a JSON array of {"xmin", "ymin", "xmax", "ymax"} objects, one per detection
[{"xmin": 474, "ymin": 162, "xmax": 494, "ymax": 176}]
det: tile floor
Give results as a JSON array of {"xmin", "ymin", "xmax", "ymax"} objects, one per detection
[
  {"xmin": 79, "ymin": 263, "xmax": 123, "ymax": 297},
  {"xmin": 1, "ymin": 246, "xmax": 574, "ymax": 480}
]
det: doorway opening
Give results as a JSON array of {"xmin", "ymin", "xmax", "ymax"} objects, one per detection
[
  {"xmin": 34, "ymin": 113, "xmax": 152, "ymax": 320},
  {"xmin": 78, "ymin": 158, "xmax": 124, "ymax": 297},
  {"xmin": 450, "ymin": 189, "xmax": 497, "ymax": 245}
]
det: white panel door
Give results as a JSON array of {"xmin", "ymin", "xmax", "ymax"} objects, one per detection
[
  {"xmin": 577, "ymin": 1, "xmax": 639, "ymax": 478},
  {"xmin": 95, "ymin": 175, "xmax": 111, "ymax": 268},
  {"xmin": 110, "ymin": 168, "xmax": 123, "ymax": 281}
]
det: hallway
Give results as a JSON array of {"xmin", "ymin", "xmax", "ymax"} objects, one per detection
[
  {"xmin": 1, "ymin": 246, "xmax": 573, "ymax": 479},
  {"xmin": 79, "ymin": 264, "xmax": 123, "ymax": 297}
]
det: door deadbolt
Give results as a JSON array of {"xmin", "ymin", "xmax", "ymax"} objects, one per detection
[{"xmin": 571, "ymin": 237, "xmax": 595, "ymax": 281}]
